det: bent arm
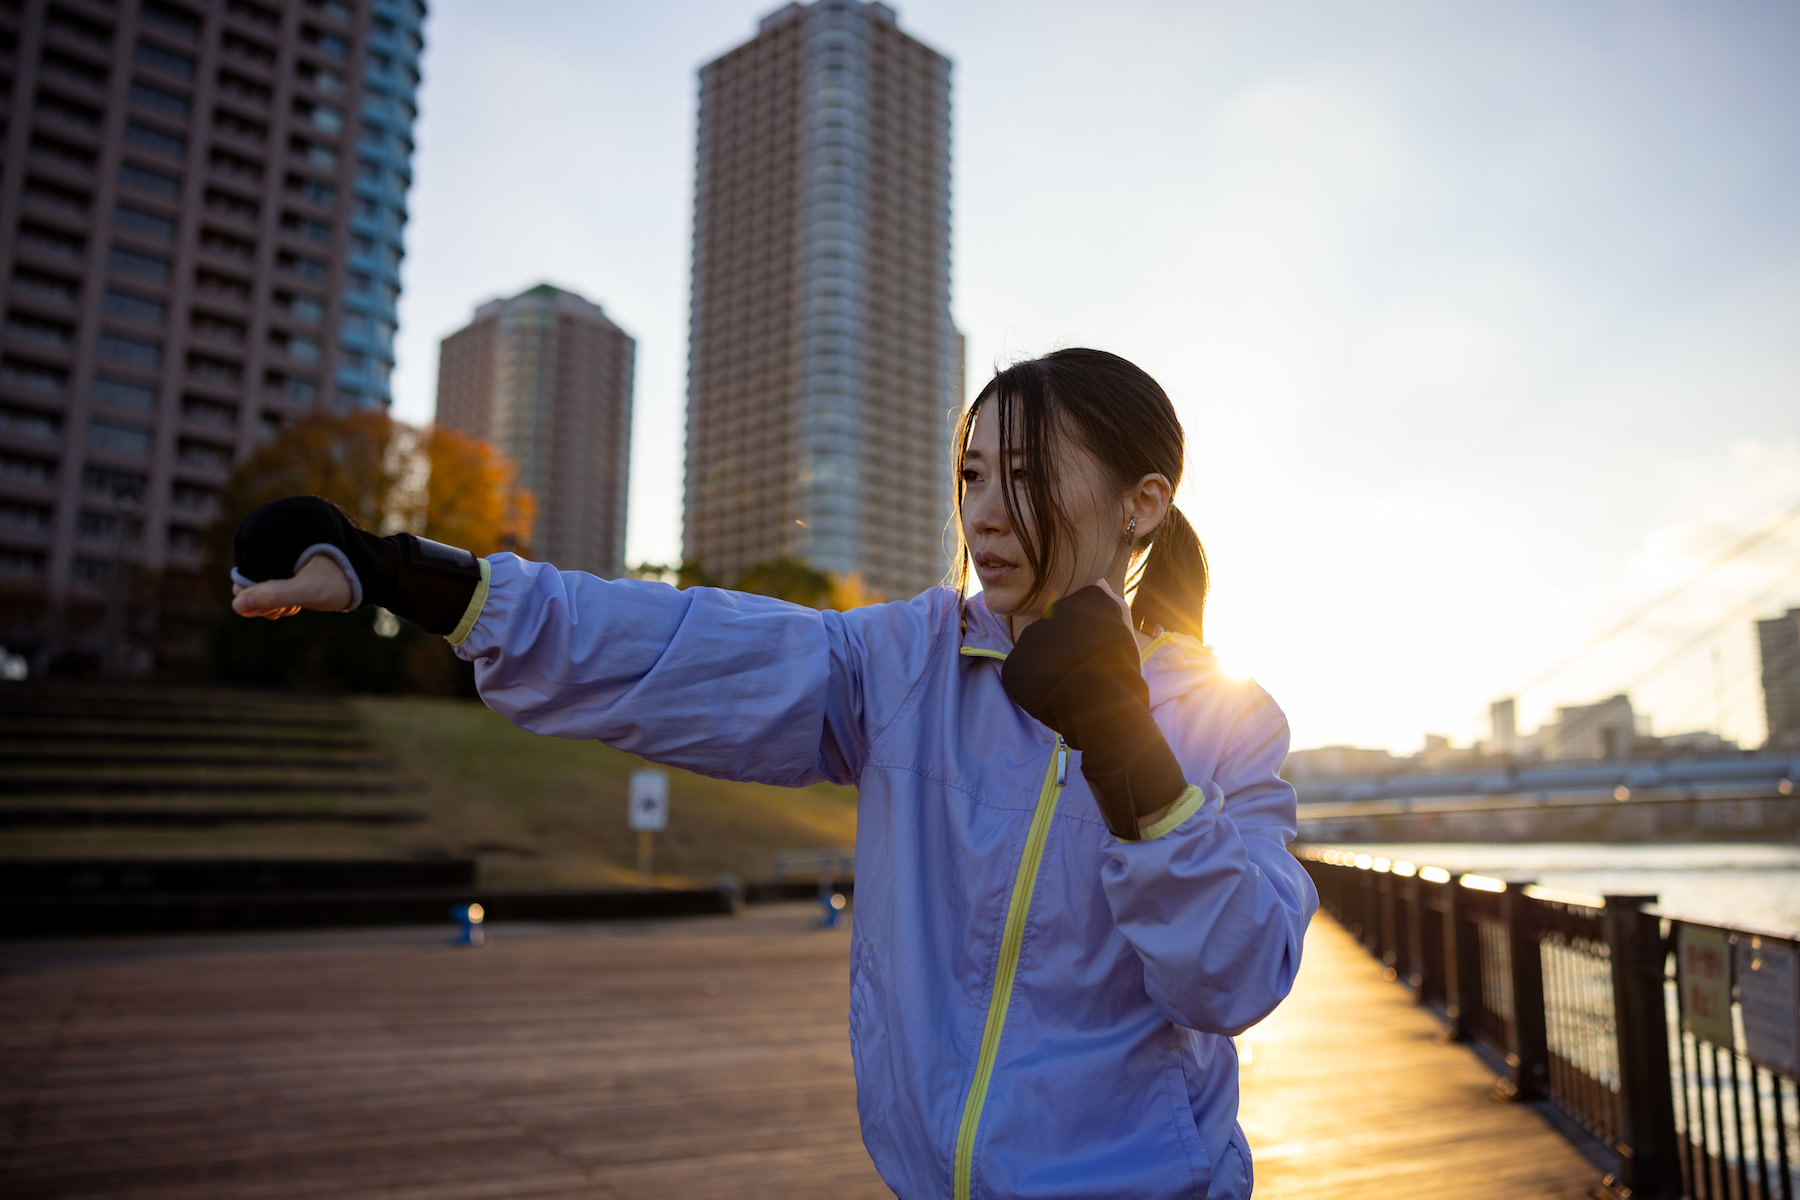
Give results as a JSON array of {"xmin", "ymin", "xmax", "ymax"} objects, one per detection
[
  {"xmin": 453, "ymin": 554, "xmax": 946, "ymax": 789},
  {"xmin": 1099, "ymin": 704, "xmax": 1318, "ymax": 1035}
]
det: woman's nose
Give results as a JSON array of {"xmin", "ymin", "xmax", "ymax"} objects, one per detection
[{"xmin": 968, "ymin": 487, "xmax": 1008, "ymax": 534}]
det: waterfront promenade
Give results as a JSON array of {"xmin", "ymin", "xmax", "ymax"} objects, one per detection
[{"xmin": 1, "ymin": 906, "xmax": 1597, "ymax": 1197}]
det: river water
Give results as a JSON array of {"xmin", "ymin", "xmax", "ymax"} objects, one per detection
[{"xmin": 1317, "ymin": 842, "xmax": 1800, "ymax": 936}]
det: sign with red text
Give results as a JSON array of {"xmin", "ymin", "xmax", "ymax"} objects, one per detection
[
  {"xmin": 1679, "ymin": 926, "xmax": 1734, "ymax": 1047},
  {"xmin": 1737, "ymin": 938, "xmax": 1799, "ymax": 1078}
]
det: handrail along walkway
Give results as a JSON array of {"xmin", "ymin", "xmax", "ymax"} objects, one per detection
[{"xmin": 1299, "ymin": 849, "xmax": 1798, "ymax": 1200}]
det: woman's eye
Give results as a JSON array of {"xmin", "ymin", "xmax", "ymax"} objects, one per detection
[
  {"xmin": 1010, "ymin": 468, "xmax": 1028, "ymax": 483},
  {"xmin": 960, "ymin": 469, "xmax": 982, "ymax": 484}
]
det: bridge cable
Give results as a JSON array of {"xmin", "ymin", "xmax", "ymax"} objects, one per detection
[{"xmin": 1513, "ymin": 501, "xmax": 1800, "ymax": 700}]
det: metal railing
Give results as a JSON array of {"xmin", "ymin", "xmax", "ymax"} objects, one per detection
[{"xmin": 1299, "ymin": 848, "xmax": 1798, "ymax": 1199}]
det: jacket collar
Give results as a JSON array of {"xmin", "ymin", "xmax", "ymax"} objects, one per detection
[{"xmin": 959, "ymin": 595, "xmax": 1224, "ymax": 706}]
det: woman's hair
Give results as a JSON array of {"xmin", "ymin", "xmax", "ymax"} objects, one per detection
[{"xmin": 950, "ymin": 348, "xmax": 1210, "ymax": 639}]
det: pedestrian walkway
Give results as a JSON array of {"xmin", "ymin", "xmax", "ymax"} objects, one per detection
[
  {"xmin": 0, "ymin": 904, "xmax": 1603, "ymax": 1198},
  {"xmin": 1237, "ymin": 914, "xmax": 1600, "ymax": 1199}
]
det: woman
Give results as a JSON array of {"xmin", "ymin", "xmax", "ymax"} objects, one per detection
[{"xmin": 232, "ymin": 348, "xmax": 1317, "ymax": 1199}]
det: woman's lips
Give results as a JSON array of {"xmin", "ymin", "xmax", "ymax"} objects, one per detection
[{"xmin": 974, "ymin": 552, "xmax": 1016, "ymax": 583}]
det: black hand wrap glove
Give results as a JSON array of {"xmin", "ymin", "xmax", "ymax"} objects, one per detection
[
  {"xmin": 1001, "ymin": 587, "xmax": 1188, "ymax": 841},
  {"xmin": 233, "ymin": 496, "xmax": 481, "ymax": 637}
]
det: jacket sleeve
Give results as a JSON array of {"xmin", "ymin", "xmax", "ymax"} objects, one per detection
[
  {"xmin": 1097, "ymin": 692, "xmax": 1319, "ymax": 1035},
  {"xmin": 451, "ymin": 553, "xmax": 948, "ymax": 788}
]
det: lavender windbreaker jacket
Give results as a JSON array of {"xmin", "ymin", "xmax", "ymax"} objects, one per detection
[{"xmin": 450, "ymin": 553, "xmax": 1318, "ymax": 1200}]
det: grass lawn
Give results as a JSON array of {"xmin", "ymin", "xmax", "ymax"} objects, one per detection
[
  {"xmin": 353, "ymin": 696, "xmax": 859, "ymax": 888},
  {"xmin": 0, "ymin": 695, "xmax": 857, "ymax": 890}
]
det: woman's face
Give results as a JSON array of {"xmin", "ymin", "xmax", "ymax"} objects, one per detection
[{"xmin": 960, "ymin": 401, "xmax": 1132, "ymax": 622}]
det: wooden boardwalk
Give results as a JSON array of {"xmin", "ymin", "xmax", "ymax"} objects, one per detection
[
  {"xmin": 1238, "ymin": 916, "xmax": 1600, "ymax": 1199},
  {"xmin": 1, "ymin": 906, "xmax": 1600, "ymax": 1198}
]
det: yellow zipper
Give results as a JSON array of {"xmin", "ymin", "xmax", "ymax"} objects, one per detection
[{"xmin": 953, "ymin": 734, "xmax": 1067, "ymax": 1200}]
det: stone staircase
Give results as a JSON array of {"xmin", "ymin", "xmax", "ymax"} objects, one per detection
[{"xmin": 0, "ymin": 681, "xmax": 418, "ymax": 822}]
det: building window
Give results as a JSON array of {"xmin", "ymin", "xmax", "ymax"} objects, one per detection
[
  {"xmin": 0, "ymin": 405, "xmax": 61, "ymax": 440},
  {"xmin": 302, "ymin": 26, "xmax": 351, "ymax": 60},
  {"xmin": 109, "ymin": 245, "xmax": 172, "ymax": 282},
  {"xmin": 82, "ymin": 465, "xmax": 146, "ymax": 497},
  {"xmin": 11, "ymin": 269, "xmax": 81, "ymax": 306},
  {"xmin": 298, "ymin": 63, "xmax": 346, "ymax": 97},
  {"xmin": 186, "ymin": 353, "xmax": 243, "ymax": 385},
  {"xmin": 278, "ymin": 251, "xmax": 328, "ymax": 283},
  {"xmin": 177, "ymin": 438, "xmax": 234, "ymax": 471},
  {"xmin": 94, "ymin": 375, "xmax": 158, "ymax": 413},
  {"xmin": 129, "ymin": 79, "xmax": 191, "ymax": 119},
  {"xmin": 18, "ymin": 223, "xmax": 86, "ymax": 260},
  {"xmin": 89, "ymin": 417, "xmax": 154, "ymax": 458},
  {"xmin": 269, "ymin": 330, "xmax": 321, "ymax": 364},
  {"xmin": 4, "ymin": 314, "xmax": 73, "ymax": 350},
  {"xmin": 0, "ymin": 358, "xmax": 68, "ymax": 395},
  {"xmin": 102, "ymin": 289, "xmax": 168, "ymax": 328},
  {"xmin": 114, "ymin": 203, "xmax": 178, "ymax": 242},
  {"xmin": 0, "ymin": 550, "xmax": 48, "ymax": 578},
  {"xmin": 208, "ymin": 148, "xmax": 265, "ymax": 183},
  {"xmin": 0, "ymin": 501, "xmax": 53, "ymax": 534},
  {"xmin": 182, "ymin": 396, "xmax": 237, "ymax": 427},
  {"xmin": 97, "ymin": 331, "xmax": 163, "ymax": 370},
  {"xmin": 124, "ymin": 120, "xmax": 187, "ymax": 159},
  {"xmin": 141, "ymin": 2, "xmax": 203, "ymax": 42}
]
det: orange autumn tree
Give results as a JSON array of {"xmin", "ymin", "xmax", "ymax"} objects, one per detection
[
  {"xmin": 418, "ymin": 424, "xmax": 535, "ymax": 557},
  {"xmin": 213, "ymin": 412, "xmax": 534, "ymax": 569},
  {"xmin": 207, "ymin": 412, "xmax": 535, "ymax": 694}
]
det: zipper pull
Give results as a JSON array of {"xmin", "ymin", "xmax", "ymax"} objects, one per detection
[{"xmin": 1055, "ymin": 742, "xmax": 1068, "ymax": 787}]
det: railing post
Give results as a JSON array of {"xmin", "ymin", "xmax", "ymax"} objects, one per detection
[
  {"xmin": 1499, "ymin": 882, "xmax": 1548, "ymax": 1100},
  {"xmin": 1599, "ymin": 895, "xmax": 1681, "ymax": 1200},
  {"xmin": 1402, "ymin": 873, "xmax": 1426, "ymax": 996},
  {"xmin": 1444, "ymin": 879, "xmax": 1477, "ymax": 1042}
]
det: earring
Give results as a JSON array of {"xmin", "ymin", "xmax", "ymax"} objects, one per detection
[{"xmin": 1124, "ymin": 516, "xmax": 1137, "ymax": 546}]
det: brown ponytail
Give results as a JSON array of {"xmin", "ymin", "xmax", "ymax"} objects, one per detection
[{"xmin": 1128, "ymin": 504, "xmax": 1208, "ymax": 640}]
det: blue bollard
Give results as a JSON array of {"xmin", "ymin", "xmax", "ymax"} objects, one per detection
[
  {"xmin": 451, "ymin": 902, "xmax": 485, "ymax": 947},
  {"xmin": 817, "ymin": 880, "xmax": 847, "ymax": 929}
]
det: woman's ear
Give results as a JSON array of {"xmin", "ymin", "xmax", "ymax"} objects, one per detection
[{"xmin": 1127, "ymin": 473, "xmax": 1174, "ymax": 543}]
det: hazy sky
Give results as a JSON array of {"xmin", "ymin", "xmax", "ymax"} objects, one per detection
[{"xmin": 388, "ymin": 0, "xmax": 1800, "ymax": 755}]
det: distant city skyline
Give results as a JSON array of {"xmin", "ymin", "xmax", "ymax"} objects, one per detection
[{"xmin": 387, "ymin": 0, "xmax": 1800, "ymax": 753}]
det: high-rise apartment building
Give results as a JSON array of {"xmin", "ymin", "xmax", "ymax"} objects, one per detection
[
  {"xmin": 1758, "ymin": 607, "xmax": 1800, "ymax": 750},
  {"xmin": 0, "ymin": 0, "xmax": 423, "ymax": 665},
  {"xmin": 685, "ymin": 0, "xmax": 957, "ymax": 601},
  {"xmin": 436, "ymin": 283, "xmax": 634, "ymax": 579}
]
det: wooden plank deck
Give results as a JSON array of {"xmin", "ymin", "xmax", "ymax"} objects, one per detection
[
  {"xmin": 1238, "ymin": 915, "xmax": 1600, "ymax": 1199},
  {"xmin": 0, "ymin": 905, "xmax": 1601, "ymax": 1198}
]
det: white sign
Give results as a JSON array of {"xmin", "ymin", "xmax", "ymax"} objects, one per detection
[
  {"xmin": 1737, "ymin": 938, "xmax": 1800, "ymax": 1078},
  {"xmin": 628, "ymin": 769, "xmax": 669, "ymax": 832},
  {"xmin": 1680, "ymin": 926, "xmax": 1735, "ymax": 1047}
]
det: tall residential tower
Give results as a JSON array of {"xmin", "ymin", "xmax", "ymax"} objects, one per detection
[
  {"xmin": 685, "ymin": 0, "xmax": 956, "ymax": 601},
  {"xmin": 435, "ymin": 283, "xmax": 634, "ymax": 579},
  {"xmin": 0, "ymin": 0, "xmax": 423, "ymax": 664}
]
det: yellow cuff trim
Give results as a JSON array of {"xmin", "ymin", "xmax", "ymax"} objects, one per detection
[
  {"xmin": 445, "ymin": 557, "xmax": 491, "ymax": 647},
  {"xmin": 959, "ymin": 646, "xmax": 1008, "ymax": 660},
  {"xmin": 1138, "ymin": 783, "xmax": 1208, "ymax": 841}
]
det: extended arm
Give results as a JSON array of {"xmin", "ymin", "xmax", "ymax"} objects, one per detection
[{"xmin": 231, "ymin": 496, "xmax": 947, "ymax": 788}]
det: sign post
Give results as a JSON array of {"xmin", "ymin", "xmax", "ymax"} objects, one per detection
[{"xmin": 628, "ymin": 768, "xmax": 670, "ymax": 886}]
